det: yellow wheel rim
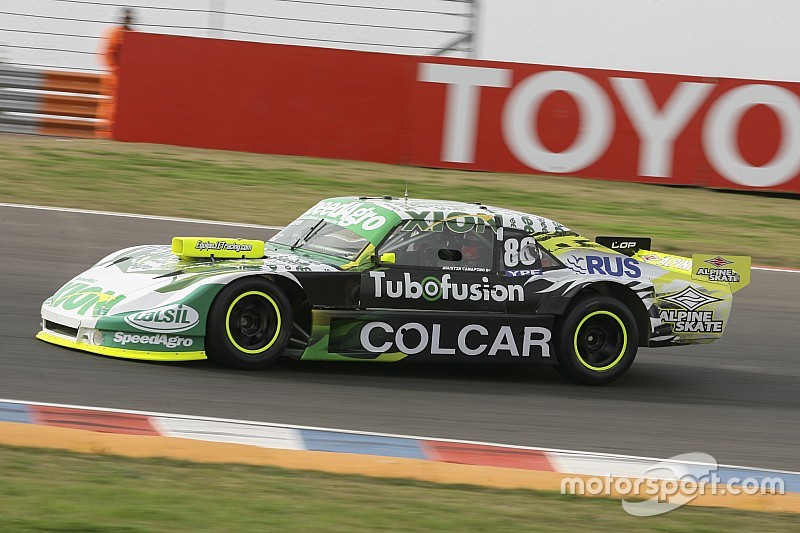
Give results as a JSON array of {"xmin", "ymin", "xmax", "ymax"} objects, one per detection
[
  {"xmin": 225, "ymin": 291, "xmax": 282, "ymax": 354},
  {"xmin": 573, "ymin": 310, "xmax": 628, "ymax": 372}
]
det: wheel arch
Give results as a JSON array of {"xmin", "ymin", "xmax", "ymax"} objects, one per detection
[
  {"xmin": 208, "ymin": 273, "xmax": 312, "ymax": 350},
  {"xmin": 269, "ymin": 274, "xmax": 312, "ymax": 344},
  {"xmin": 566, "ymin": 281, "xmax": 652, "ymax": 348}
]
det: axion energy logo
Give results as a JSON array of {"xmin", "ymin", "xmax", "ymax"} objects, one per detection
[
  {"xmin": 369, "ymin": 271, "xmax": 523, "ymax": 302},
  {"xmin": 401, "ymin": 211, "xmax": 497, "ymax": 234}
]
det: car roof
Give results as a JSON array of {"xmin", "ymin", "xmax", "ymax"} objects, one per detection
[{"xmin": 332, "ymin": 196, "xmax": 571, "ymax": 234}]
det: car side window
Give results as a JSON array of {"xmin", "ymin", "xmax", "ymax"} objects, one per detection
[
  {"xmin": 502, "ymin": 230, "xmax": 563, "ymax": 273},
  {"xmin": 378, "ymin": 221, "xmax": 495, "ymax": 270}
]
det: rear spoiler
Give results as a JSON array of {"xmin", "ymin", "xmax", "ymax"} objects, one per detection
[
  {"xmin": 689, "ymin": 254, "xmax": 751, "ymax": 293},
  {"xmin": 595, "ymin": 236, "xmax": 651, "ymax": 256},
  {"xmin": 598, "ymin": 236, "xmax": 751, "ymax": 293}
]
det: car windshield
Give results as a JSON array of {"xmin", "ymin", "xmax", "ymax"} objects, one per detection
[{"xmin": 268, "ymin": 219, "xmax": 369, "ymax": 261}]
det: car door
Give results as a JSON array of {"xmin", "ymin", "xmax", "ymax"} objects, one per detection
[
  {"xmin": 324, "ymin": 220, "xmax": 553, "ymax": 360},
  {"xmin": 360, "ymin": 219, "xmax": 506, "ymax": 313},
  {"xmin": 500, "ymin": 228, "xmax": 569, "ymax": 314}
]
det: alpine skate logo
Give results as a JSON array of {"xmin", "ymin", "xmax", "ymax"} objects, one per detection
[
  {"xmin": 660, "ymin": 287, "xmax": 722, "ymax": 312},
  {"xmin": 704, "ymin": 256, "xmax": 733, "ymax": 268}
]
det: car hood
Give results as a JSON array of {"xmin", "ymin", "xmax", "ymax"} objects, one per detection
[
  {"xmin": 41, "ymin": 244, "xmax": 341, "ymax": 325},
  {"xmin": 97, "ymin": 244, "xmax": 344, "ymax": 277}
]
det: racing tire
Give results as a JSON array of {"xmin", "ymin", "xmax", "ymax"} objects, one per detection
[
  {"xmin": 206, "ymin": 278, "xmax": 293, "ymax": 370},
  {"xmin": 554, "ymin": 295, "xmax": 639, "ymax": 385}
]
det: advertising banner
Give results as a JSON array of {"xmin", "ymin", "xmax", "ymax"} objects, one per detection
[{"xmin": 116, "ymin": 32, "xmax": 800, "ymax": 192}]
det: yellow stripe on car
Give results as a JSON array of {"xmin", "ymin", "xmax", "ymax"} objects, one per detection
[{"xmin": 36, "ymin": 331, "xmax": 207, "ymax": 361}]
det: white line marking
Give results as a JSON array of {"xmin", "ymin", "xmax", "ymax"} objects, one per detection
[
  {"xmin": 752, "ymin": 266, "xmax": 800, "ymax": 273},
  {"xmin": 152, "ymin": 417, "xmax": 304, "ymax": 450},
  {"xmin": 2, "ymin": 398, "xmax": 797, "ymax": 476},
  {"xmin": 0, "ymin": 202, "xmax": 283, "ymax": 230},
  {"xmin": 1, "ymin": 202, "xmax": 798, "ymax": 273}
]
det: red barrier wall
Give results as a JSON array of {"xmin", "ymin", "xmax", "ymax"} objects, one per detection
[
  {"xmin": 116, "ymin": 33, "xmax": 413, "ymax": 163},
  {"xmin": 116, "ymin": 32, "xmax": 800, "ymax": 193}
]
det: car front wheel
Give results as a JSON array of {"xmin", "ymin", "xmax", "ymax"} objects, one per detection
[{"xmin": 206, "ymin": 278, "xmax": 293, "ymax": 369}]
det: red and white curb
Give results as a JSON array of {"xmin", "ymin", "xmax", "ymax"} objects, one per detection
[{"xmin": 1, "ymin": 398, "xmax": 797, "ymax": 493}]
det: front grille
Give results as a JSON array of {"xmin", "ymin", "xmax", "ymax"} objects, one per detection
[{"xmin": 44, "ymin": 320, "xmax": 79, "ymax": 339}]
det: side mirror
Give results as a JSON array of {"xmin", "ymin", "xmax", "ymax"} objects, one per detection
[{"xmin": 378, "ymin": 252, "xmax": 396, "ymax": 265}]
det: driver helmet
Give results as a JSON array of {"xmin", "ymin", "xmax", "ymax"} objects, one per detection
[{"xmin": 461, "ymin": 231, "xmax": 485, "ymax": 262}]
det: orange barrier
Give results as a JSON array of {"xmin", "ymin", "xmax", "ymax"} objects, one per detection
[
  {"xmin": 39, "ymin": 93, "xmax": 100, "ymax": 119},
  {"xmin": 38, "ymin": 116, "xmax": 101, "ymax": 138},
  {"xmin": 0, "ymin": 66, "xmax": 105, "ymax": 138},
  {"xmin": 42, "ymin": 71, "xmax": 102, "ymax": 95}
]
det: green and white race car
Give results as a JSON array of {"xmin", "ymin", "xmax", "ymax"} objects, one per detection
[{"xmin": 38, "ymin": 196, "xmax": 750, "ymax": 384}]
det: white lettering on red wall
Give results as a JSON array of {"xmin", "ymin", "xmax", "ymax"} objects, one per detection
[
  {"xmin": 611, "ymin": 78, "xmax": 713, "ymax": 178},
  {"xmin": 418, "ymin": 63, "xmax": 800, "ymax": 190},
  {"xmin": 115, "ymin": 34, "xmax": 800, "ymax": 194},
  {"xmin": 702, "ymin": 84, "xmax": 800, "ymax": 187},
  {"xmin": 502, "ymin": 70, "xmax": 614, "ymax": 173},
  {"xmin": 418, "ymin": 63, "xmax": 512, "ymax": 164}
]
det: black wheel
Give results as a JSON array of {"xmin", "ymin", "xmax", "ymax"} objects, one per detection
[
  {"xmin": 554, "ymin": 295, "xmax": 639, "ymax": 385},
  {"xmin": 205, "ymin": 278, "xmax": 293, "ymax": 369}
]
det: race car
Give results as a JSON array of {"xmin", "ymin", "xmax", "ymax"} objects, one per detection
[{"xmin": 38, "ymin": 196, "xmax": 750, "ymax": 384}]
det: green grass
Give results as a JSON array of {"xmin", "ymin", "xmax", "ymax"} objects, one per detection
[
  {"xmin": 0, "ymin": 444, "xmax": 796, "ymax": 532},
  {"xmin": 0, "ymin": 135, "xmax": 798, "ymax": 266}
]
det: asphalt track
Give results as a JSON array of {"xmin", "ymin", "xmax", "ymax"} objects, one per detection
[{"xmin": 1, "ymin": 205, "xmax": 798, "ymax": 471}]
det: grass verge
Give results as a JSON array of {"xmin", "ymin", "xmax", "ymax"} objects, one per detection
[
  {"xmin": 0, "ymin": 135, "xmax": 798, "ymax": 267},
  {"xmin": 0, "ymin": 444, "xmax": 797, "ymax": 532}
]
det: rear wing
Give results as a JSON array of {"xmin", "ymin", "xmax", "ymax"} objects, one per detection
[
  {"xmin": 598, "ymin": 236, "xmax": 751, "ymax": 293},
  {"xmin": 595, "ymin": 236, "xmax": 651, "ymax": 255},
  {"xmin": 689, "ymin": 254, "xmax": 751, "ymax": 293}
]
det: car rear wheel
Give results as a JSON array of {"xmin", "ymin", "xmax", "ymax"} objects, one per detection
[
  {"xmin": 206, "ymin": 278, "xmax": 293, "ymax": 369},
  {"xmin": 554, "ymin": 295, "xmax": 638, "ymax": 385}
]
